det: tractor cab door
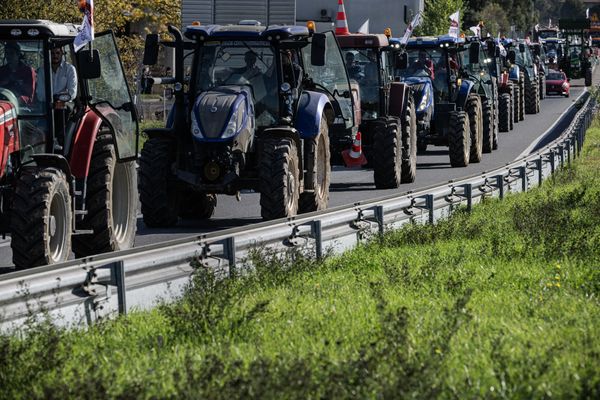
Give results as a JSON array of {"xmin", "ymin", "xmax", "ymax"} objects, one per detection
[
  {"xmin": 302, "ymin": 31, "xmax": 356, "ymax": 130},
  {"xmin": 84, "ymin": 31, "xmax": 138, "ymax": 161}
]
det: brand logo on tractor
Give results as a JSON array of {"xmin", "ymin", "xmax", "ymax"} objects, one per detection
[{"xmin": 210, "ymin": 106, "xmax": 218, "ymax": 113}]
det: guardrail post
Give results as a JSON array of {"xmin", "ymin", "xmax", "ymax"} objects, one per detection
[
  {"xmin": 495, "ymin": 174, "xmax": 504, "ymax": 199},
  {"xmin": 462, "ymin": 184, "xmax": 472, "ymax": 212},
  {"xmin": 549, "ymin": 149, "xmax": 555, "ymax": 173},
  {"xmin": 114, "ymin": 261, "xmax": 126, "ymax": 315},
  {"xmin": 224, "ymin": 237, "xmax": 236, "ymax": 276},
  {"xmin": 311, "ymin": 220, "xmax": 323, "ymax": 260},
  {"xmin": 374, "ymin": 205, "xmax": 385, "ymax": 235},
  {"xmin": 558, "ymin": 145, "xmax": 564, "ymax": 167},
  {"xmin": 567, "ymin": 138, "xmax": 572, "ymax": 165},
  {"xmin": 424, "ymin": 194, "xmax": 434, "ymax": 224},
  {"xmin": 519, "ymin": 166, "xmax": 527, "ymax": 192},
  {"xmin": 536, "ymin": 157, "xmax": 543, "ymax": 185}
]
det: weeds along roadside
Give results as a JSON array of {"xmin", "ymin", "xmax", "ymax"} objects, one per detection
[{"xmin": 1, "ymin": 119, "xmax": 600, "ymax": 398}]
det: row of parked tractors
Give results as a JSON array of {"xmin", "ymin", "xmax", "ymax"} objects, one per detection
[{"xmin": 0, "ymin": 19, "xmax": 590, "ymax": 269}]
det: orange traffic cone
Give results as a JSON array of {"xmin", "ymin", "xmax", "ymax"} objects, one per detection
[
  {"xmin": 342, "ymin": 131, "xmax": 367, "ymax": 168},
  {"xmin": 335, "ymin": 0, "xmax": 350, "ymax": 36}
]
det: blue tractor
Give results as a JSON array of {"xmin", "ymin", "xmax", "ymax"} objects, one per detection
[
  {"xmin": 396, "ymin": 35, "xmax": 484, "ymax": 167},
  {"xmin": 140, "ymin": 23, "xmax": 356, "ymax": 224}
]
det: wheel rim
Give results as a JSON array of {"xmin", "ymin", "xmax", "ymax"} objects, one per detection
[
  {"xmin": 285, "ymin": 158, "xmax": 297, "ymax": 212},
  {"xmin": 48, "ymin": 190, "xmax": 69, "ymax": 263},
  {"xmin": 316, "ymin": 135, "xmax": 327, "ymax": 199},
  {"xmin": 112, "ymin": 163, "xmax": 131, "ymax": 245}
]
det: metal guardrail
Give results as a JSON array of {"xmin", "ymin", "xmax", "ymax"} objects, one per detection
[{"xmin": 0, "ymin": 92, "xmax": 596, "ymax": 333}]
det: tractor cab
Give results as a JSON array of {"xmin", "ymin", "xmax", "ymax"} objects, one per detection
[{"xmin": 0, "ymin": 20, "xmax": 139, "ymax": 268}]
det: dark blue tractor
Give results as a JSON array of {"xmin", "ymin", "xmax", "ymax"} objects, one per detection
[
  {"xmin": 396, "ymin": 35, "xmax": 485, "ymax": 167},
  {"xmin": 140, "ymin": 23, "xmax": 356, "ymax": 224},
  {"xmin": 502, "ymin": 38, "xmax": 540, "ymax": 116}
]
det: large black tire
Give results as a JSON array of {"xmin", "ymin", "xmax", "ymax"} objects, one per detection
[
  {"xmin": 73, "ymin": 132, "xmax": 137, "ymax": 258},
  {"xmin": 299, "ymin": 117, "xmax": 331, "ymax": 213},
  {"xmin": 260, "ymin": 137, "xmax": 300, "ymax": 220},
  {"xmin": 11, "ymin": 167, "xmax": 72, "ymax": 268},
  {"xmin": 373, "ymin": 121, "xmax": 402, "ymax": 189},
  {"xmin": 498, "ymin": 93, "xmax": 511, "ymax": 133},
  {"xmin": 482, "ymin": 99, "xmax": 494, "ymax": 153},
  {"xmin": 448, "ymin": 111, "xmax": 471, "ymax": 168},
  {"xmin": 585, "ymin": 68, "xmax": 593, "ymax": 87},
  {"xmin": 139, "ymin": 137, "xmax": 179, "ymax": 227},
  {"xmin": 508, "ymin": 87, "xmax": 514, "ymax": 130},
  {"xmin": 539, "ymin": 73, "xmax": 546, "ymax": 100},
  {"xmin": 525, "ymin": 78, "xmax": 539, "ymax": 114},
  {"xmin": 466, "ymin": 94, "xmax": 483, "ymax": 163},
  {"xmin": 512, "ymin": 84, "xmax": 520, "ymax": 124},
  {"xmin": 179, "ymin": 191, "xmax": 217, "ymax": 220},
  {"xmin": 519, "ymin": 72, "xmax": 525, "ymax": 121},
  {"xmin": 401, "ymin": 95, "xmax": 417, "ymax": 183}
]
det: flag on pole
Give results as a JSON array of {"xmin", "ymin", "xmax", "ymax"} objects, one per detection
[
  {"xmin": 469, "ymin": 26, "xmax": 480, "ymax": 37},
  {"xmin": 357, "ymin": 19, "xmax": 369, "ymax": 34},
  {"xmin": 400, "ymin": 12, "xmax": 422, "ymax": 44},
  {"xmin": 74, "ymin": 0, "xmax": 94, "ymax": 52},
  {"xmin": 448, "ymin": 10, "xmax": 460, "ymax": 38}
]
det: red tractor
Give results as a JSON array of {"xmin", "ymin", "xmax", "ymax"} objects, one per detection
[{"xmin": 0, "ymin": 20, "xmax": 139, "ymax": 268}]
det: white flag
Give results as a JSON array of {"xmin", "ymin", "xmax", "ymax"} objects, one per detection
[
  {"xmin": 357, "ymin": 19, "xmax": 369, "ymax": 34},
  {"xmin": 469, "ymin": 26, "xmax": 480, "ymax": 38},
  {"xmin": 74, "ymin": 0, "xmax": 94, "ymax": 52},
  {"xmin": 448, "ymin": 10, "xmax": 460, "ymax": 38},
  {"xmin": 400, "ymin": 13, "xmax": 422, "ymax": 45}
]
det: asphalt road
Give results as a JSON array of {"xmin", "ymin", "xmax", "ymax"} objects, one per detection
[{"xmin": 0, "ymin": 75, "xmax": 592, "ymax": 269}]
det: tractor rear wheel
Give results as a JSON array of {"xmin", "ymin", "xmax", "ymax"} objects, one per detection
[
  {"xmin": 467, "ymin": 94, "xmax": 483, "ymax": 163},
  {"xmin": 482, "ymin": 99, "xmax": 494, "ymax": 153},
  {"xmin": 401, "ymin": 94, "xmax": 417, "ymax": 183},
  {"xmin": 525, "ymin": 78, "xmax": 539, "ymax": 114},
  {"xmin": 539, "ymin": 73, "xmax": 546, "ymax": 100},
  {"xmin": 373, "ymin": 121, "xmax": 402, "ymax": 189},
  {"xmin": 139, "ymin": 137, "xmax": 179, "ymax": 227},
  {"xmin": 512, "ymin": 84, "xmax": 520, "ymax": 124},
  {"xmin": 448, "ymin": 111, "xmax": 471, "ymax": 168},
  {"xmin": 299, "ymin": 116, "xmax": 331, "ymax": 213},
  {"xmin": 179, "ymin": 192, "xmax": 217, "ymax": 220},
  {"xmin": 499, "ymin": 93, "xmax": 511, "ymax": 133},
  {"xmin": 11, "ymin": 167, "xmax": 72, "ymax": 268},
  {"xmin": 260, "ymin": 137, "xmax": 300, "ymax": 220},
  {"xmin": 73, "ymin": 132, "xmax": 137, "ymax": 258},
  {"xmin": 585, "ymin": 68, "xmax": 593, "ymax": 87}
]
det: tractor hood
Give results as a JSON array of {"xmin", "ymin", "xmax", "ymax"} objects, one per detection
[
  {"xmin": 191, "ymin": 85, "xmax": 254, "ymax": 141},
  {"xmin": 403, "ymin": 77, "xmax": 434, "ymax": 114}
]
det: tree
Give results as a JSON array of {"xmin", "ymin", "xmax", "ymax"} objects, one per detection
[
  {"xmin": 477, "ymin": 3, "xmax": 510, "ymax": 37},
  {"xmin": 560, "ymin": 0, "xmax": 586, "ymax": 19},
  {"xmin": 416, "ymin": 0, "xmax": 466, "ymax": 36}
]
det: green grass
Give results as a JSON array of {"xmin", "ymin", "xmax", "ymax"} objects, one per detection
[{"xmin": 2, "ymin": 121, "xmax": 600, "ymax": 399}]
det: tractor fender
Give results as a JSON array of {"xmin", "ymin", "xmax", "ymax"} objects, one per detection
[
  {"xmin": 70, "ymin": 108, "xmax": 103, "ymax": 179},
  {"xmin": 509, "ymin": 65, "xmax": 520, "ymax": 81},
  {"xmin": 456, "ymin": 80, "xmax": 475, "ymax": 110},
  {"xmin": 31, "ymin": 154, "xmax": 73, "ymax": 193},
  {"xmin": 261, "ymin": 127, "xmax": 303, "ymax": 176},
  {"xmin": 388, "ymin": 82, "xmax": 411, "ymax": 119},
  {"xmin": 295, "ymin": 90, "xmax": 332, "ymax": 139}
]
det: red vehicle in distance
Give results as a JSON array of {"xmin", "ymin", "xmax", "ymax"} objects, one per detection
[{"xmin": 545, "ymin": 70, "xmax": 571, "ymax": 97}]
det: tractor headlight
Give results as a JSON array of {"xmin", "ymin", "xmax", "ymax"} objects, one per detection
[{"xmin": 222, "ymin": 116, "xmax": 239, "ymax": 139}]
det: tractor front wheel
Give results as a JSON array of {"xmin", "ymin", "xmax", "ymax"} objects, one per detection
[
  {"xmin": 467, "ymin": 94, "xmax": 483, "ymax": 163},
  {"xmin": 299, "ymin": 116, "xmax": 331, "ymax": 213},
  {"xmin": 499, "ymin": 93, "xmax": 511, "ymax": 133},
  {"xmin": 373, "ymin": 121, "xmax": 402, "ymax": 189},
  {"xmin": 73, "ymin": 132, "xmax": 137, "ymax": 257},
  {"xmin": 448, "ymin": 111, "xmax": 471, "ymax": 167},
  {"xmin": 179, "ymin": 192, "xmax": 217, "ymax": 220},
  {"xmin": 11, "ymin": 167, "xmax": 72, "ymax": 268},
  {"xmin": 401, "ymin": 94, "xmax": 418, "ymax": 183},
  {"xmin": 482, "ymin": 99, "xmax": 494, "ymax": 153},
  {"xmin": 260, "ymin": 137, "xmax": 300, "ymax": 220}
]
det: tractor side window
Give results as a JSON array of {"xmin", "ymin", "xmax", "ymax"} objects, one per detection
[
  {"xmin": 337, "ymin": 47, "xmax": 379, "ymax": 120},
  {"xmin": 86, "ymin": 32, "xmax": 138, "ymax": 161},
  {"xmin": 302, "ymin": 32, "xmax": 354, "ymax": 128}
]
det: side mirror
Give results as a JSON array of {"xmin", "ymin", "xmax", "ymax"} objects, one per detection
[
  {"xmin": 77, "ymin": 49, "xmax": 101, "ymax": 79},
  {"xmin": 469, "ymin": 42, "xmax": 481, "ymax": 65},
  {"xmin": 519, "ymin": 43, "xmax": 526, "ymax": 53},
  {"xmin": 143, "ymin": 34, "xmax": 159, "ymax": 66},
  {"xmin": 311, "ymin": 33, "xmax": 327, "ymax": 66},
  {"xmin": 508, "ymin": 49, "xmax": 516, "ymax": 64},
  {"xmin": 396, "ymin": 52, "xmax": 408, "ymax": 70}
]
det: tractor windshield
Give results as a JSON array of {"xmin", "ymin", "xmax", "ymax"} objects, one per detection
[
  {"xmin": 0, "ymin": 40, "xmax": 48, "ymax": 153},
  {"xmin": 341, "ymin": 47, "xmax": 381, "ymax": 120},
  {"xmin": 195, "ymin": 41, "xmax": 278, "ymax": 127},
  {"xmin": 400, "ymin": 47, "xmax": 454, "ymax": 98},
  {"xmin": 516, "ymin": 46, "xmax": 533, "ymax": 67}
]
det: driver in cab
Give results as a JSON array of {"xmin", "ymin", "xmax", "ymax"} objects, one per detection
[
  {"xmin": 0, "ymin": 42, "xmax": 36, "ymax": 104},
  {"xmin": 411, "ymin": 49, "xmax": 435, "ymax": 79},
  {"xmin": 232, "ymin": 51, "xmax": 261, "ymax": 80},
  {"xmin": 35, "ymin": 46, "xmax": 77, "ymax": 109}
]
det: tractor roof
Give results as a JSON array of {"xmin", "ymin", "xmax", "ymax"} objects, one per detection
[
  {"xmin": 0, "ymin": 20, "xmax": 79, "ymax": 38},
  {"xmin": 405, "ymin": 35, "xmax": 465, "ymax": 48},
  {"xmin": 336, "ymin": 33, "xmax": 389, "ymax": 48},
  {"xmin": 184, "ymin": 24, "xmax": 309, "ymax": 41}
]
